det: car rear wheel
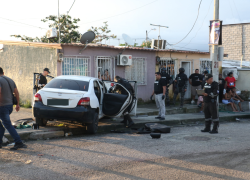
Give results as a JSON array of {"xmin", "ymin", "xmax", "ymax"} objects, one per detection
[
  {"xmin": 86, "ymin": 112, "xmax": 99, "ymax": 134},
  {"xmin": 35, "ymin": 117, "xmax": 48, "ymax": 126}
]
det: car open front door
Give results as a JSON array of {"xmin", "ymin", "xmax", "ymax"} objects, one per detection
[{"xmin": 102, "ymin": 82, "xmax": 132, "ymax": 117}]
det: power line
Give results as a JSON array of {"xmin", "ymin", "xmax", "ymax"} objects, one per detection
[
  {"xmin": 228, "ymin": 0, "xmax": 236, "ymax": 23},
  {"xmin": 80, "ymin": 0, "xmax": 159, "ymax": 25},
  {"xmin": 167, "ymin": 0, "xmax": 203, "ymax": 46},
  {"xmin": 232, "ymin": 0, "xmax": 242, "ymax": 21},
  {"xmin": 0, "ymin": 17, "xmax": 46, "ymax": 29},
  {"xmin": 182, "ymin": 0, "xmax": 213, "ymax": 47}
]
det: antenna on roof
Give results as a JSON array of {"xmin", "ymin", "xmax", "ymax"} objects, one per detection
[
  {"xmin": 79, "ymin": 31, "xmax": 96, "ymax": 54},
  {"xmin": 122, "ymin": 34, "xmax": 133, "ymax": 46}
]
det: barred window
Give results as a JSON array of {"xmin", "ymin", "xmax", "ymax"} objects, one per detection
[
  {"xmin": 200, "ymin": 59, "xmax": 212, "ymax": 74},
  {"xmin": 125, "ymin": 57, "xmax": 147, "ymax": 85},
  {"xmin": 62, "ymin": 57, "xmax": 91, "ymax": 76}
]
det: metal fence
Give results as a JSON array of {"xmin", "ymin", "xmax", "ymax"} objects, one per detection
[{"xmin": 200, "ymin": 59, "xmax": 212, "ymax": 74}]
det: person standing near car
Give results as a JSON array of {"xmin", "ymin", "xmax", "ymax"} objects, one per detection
[
  {"xmin": 173, "ymin": 68, "xmax": 188, "ymax": 108},
  {"xmin": 37, "ymin": 68, "xmax": 50, "ymax": 89},
  {"xmin": 150, "ymin": 72, "xmax": 166, "ymax": 120},
  {"xmin": 0, "ymin": 67, "xmax": 27, "ymax": 150},
  {"xmin": 225, "ymin": 72, "xmax": 236, "ymax": 90},
  {"xmin": 189, "ymin": 69, "xmax": 203, "ymax": 104},
  {"xmin": 114, "ymin": 76, "xmax": 135, "ymax": 128},
  {"xmin": 201, "ymin": 74, "xmax": 219, "ymax": 134}
]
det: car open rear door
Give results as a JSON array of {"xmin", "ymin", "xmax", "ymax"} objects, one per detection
[
  {"xmin": 102, "ymin": 81, "xmax": 132, "ymax": 117},
  {"xmin": 127, "ymin": 81, "xmax": 138, "ymax": 116}
]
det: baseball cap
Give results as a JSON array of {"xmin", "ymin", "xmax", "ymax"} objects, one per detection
[
  {"xmin": 205, "ymin": 74, "xmax": 213, "ymax": 80},
  {"xmin": 44, "ymin": 68, "xmax": 50, "ymax": 73}
]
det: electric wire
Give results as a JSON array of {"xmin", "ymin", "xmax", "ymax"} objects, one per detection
[
  {"xmin": 80, "ymin": 0, "xmax": 159, "ymax": 25},
  {"xmin": 228, "ymin": 0, "xmax": 236, "ymax": 23},
  {"xmin": 0, "ymin": 17, "xmax": 46, "ymax": 29},
  {"xmin": 167, "ymin": 0, "xmax": 203, "ymax": 46},
  {"xmin": 232, "ymin": 0, "xmax": 242, "ymax": 21},
  {"xmin": 181, "ymin": 0, "xmax": 213, "ymax": 47}
]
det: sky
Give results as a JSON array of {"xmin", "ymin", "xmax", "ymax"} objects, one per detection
[{"xmin": 0, "ymin": 0, "xmax": 250, "ymax": 52}]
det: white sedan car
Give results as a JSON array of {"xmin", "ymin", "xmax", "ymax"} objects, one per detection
[{"xmin": 33, "ymin": 76, "xmax": 137, "ymax": 134}]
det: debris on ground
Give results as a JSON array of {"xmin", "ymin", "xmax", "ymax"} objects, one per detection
[{"xmin": 25, "ymin": 160, "xmax": 32, "ymax": 164}]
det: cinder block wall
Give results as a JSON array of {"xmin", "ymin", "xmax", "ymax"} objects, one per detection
[
  {"xmin": 0, "ymin": 45, "xmax": 58, "ymax": 103},
  {"xmin": 222, "ymin": 24, "xmax": 250, "ymax": 61}
]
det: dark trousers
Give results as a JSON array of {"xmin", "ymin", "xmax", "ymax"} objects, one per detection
[
  {"xmin": 173, "ymin": 87, "xmax": 185, "ymax": 106},
  {"xmin": 0, "ymin": 105, "xmax": 22, "ymax": 144},
  {"xmin": 204, "ymin": 101, "xmax": 218, "ymax": 122},
  {"xmin": 219, "ymin": 87, "xmax": 224, "ymax": 102}
]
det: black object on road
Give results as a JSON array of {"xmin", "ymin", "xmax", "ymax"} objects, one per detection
[
  {"xmin": 145, "ymin": 123, "xmax": 171, "ymax": 133},
  {"xmin": 150, "ymin": 133, "xmax": 161, "ymax": 139}
]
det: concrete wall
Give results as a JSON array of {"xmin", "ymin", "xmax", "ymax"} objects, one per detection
[
  {"xmin": 0, "ymin": 45, "xmax": 58, "ymax": 103},
  {"xmin": 62, "ymin": 46, "xmax": 156, "ymax": 101},
  {"xmin": 235, "ymin": 70, "xmax": 250, "ymax": 91},
  {"xmin": 222, "ymin": 23, "xmax": 250, "ymax": 61}
]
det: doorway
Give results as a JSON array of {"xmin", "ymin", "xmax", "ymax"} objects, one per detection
[{"xmin": 181, "ymin": 61, "xmax": 191, "ymax": 99}]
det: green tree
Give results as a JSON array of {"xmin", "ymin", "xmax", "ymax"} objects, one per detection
[
  {"xmin": 11, "ymin": 15, "xmax": 81, "ymax": 43},
  {"xmin": 141, "ymin": 40, "xmax": 152, "ymax": 48},
  {"xmin": 88, "ymin": 21, "xmax": 117, "ymax": 43}
]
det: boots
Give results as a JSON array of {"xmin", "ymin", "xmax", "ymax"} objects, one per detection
[
  {"xmin": 125, "ymin": 114, "xmax": 134, "ymax": 128},
  {"xmin": 120, "ymin": 116, "xmax": 127, "ymax": 125},
  {"xmin": 209, "ymin": 121, "xmax": 219, "ymax": 134},
  {"xmin": 201, "ymin": 120, "xmax": 212, "ymax": 132}
]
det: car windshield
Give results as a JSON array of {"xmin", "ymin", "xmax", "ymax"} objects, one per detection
[{"xmin": 44, "ymin": 79, "xmax": 89, "ymax": 91}]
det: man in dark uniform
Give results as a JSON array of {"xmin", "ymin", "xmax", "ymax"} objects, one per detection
[
  {"xmin": 160, "ymin": 68, "xmax": 172, "ymax": 105},
  {"xmin": 173, "ymin": 68, "xmax": 188, "ymax": 108},
  {"xmin": 219, "ymin": 74, "xmax": 225, "ymax": 102},
  {"xmin": 113, "ymin": 76, "xmax": 135, "ymax": 128},
  {"xmin": 201, "ymin": 74, "xmax": 219, "ymax": 134},
  {"xmin": 150, "ymin": 72, "xmax": 167, "ymax": 120},
  {"xmin": 37, "ymin": 68, "xmax": 50, "ymax": 89}
]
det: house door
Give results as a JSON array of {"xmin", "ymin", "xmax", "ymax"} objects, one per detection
[
  {"xmin": 181, "ymin": 61, "xmax": 191, "ymax": 99},
  {"xmin": 95, "ymin": 57, "xmax": 115, "ymax": 81}
]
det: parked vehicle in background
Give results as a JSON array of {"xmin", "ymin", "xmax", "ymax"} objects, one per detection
[{"xmin": 32, "ymin": 76, "xmax": 137, "ymax": 134}]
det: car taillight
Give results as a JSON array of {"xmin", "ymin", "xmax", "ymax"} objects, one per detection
[
  {"xmin": 77, "ymin": 97, "xmax": 90, "ymax": 106},
  {"xmin": 34, "ymin": 93, "xmax": 42, "ymax": 102},
  {"xmin": 111, "ymin": 83, "xmax": 114, "ymax": 87}
]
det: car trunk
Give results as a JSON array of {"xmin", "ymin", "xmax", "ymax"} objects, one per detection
[{"xmin": 40, "ymin": 88, "xmax": 86, "ymax": 108}]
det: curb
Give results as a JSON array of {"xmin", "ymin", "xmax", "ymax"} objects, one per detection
[{"xmin": 5, "ymin": 113, "xmax": 250, "ymax": 141}]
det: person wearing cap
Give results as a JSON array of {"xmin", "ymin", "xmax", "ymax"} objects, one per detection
[
  {"xmin": 201, "ymin": 70, "xmax": 208, "ymax": 89},
  {"xmin": 173, "ymin": 68, "xmax": 188, "ymax": 108},
  {"xmin": 37, "ymin": 68, "xmax": 50, "ymax": 89},
  {"xmin": 201, "ymin": 74, "xmax": 219, "ymax": 134},
  {"xmin": 160, "ymin": 67, "xmax": 172, "ymax": 105}
]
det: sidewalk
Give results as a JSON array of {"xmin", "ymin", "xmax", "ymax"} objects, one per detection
[{"xmin": 4, "ymin": 104, "xmax": 250, "ymax": 141}]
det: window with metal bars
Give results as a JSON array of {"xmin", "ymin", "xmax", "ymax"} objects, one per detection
[
  {"xmin": 62, "ymin": 57, "xmax": 90, "ymax": 76},
  {"xmin": 159, "ymin": 58, "xmax": 175, "ymax": 76},
  {"xmin": 96, "ymin": 56, "xmax": 114, "ymax": 81},
  {"xmin": 200, "ymin": 60, "xmax": 212, "ymax": 74},
  {"xmin": 125, "ymin": 57, "xmax": 147, "ymax": 85}
]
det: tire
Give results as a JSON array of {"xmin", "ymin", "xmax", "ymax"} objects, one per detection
[
  {"xmin": 86, "ymin": 112, "xmax": 99, "ymax": 134},
  {"xmin": 35, "ymin": 117, "xmax": 48, "ymax": 126}
]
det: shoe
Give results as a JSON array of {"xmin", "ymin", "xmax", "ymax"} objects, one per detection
[
  {"xmin": 155, "ymin": 117, "xmax": 161, "ymax": 119},
  {"xmin": 126, "ymin": 121, "xmax": 135, "ymax": 128},
  {"xmin": 240, "ymin": 110, "xmax": 245, "ymax": 112},
  {"xmin": 209, "ymin": 121, "xmax": 219, "ymax": 134},
  {"xmin": 201, "ymin": 120, "xmax": 212, "ymax": 132},
  {"xmin": 159, "ymin": 118, "xmax": 165, "ymax": 120},
  {"xmin": 10, "ymin": 143, "xmax": 27, "ymax": 150},
  {"xmin": 191, "ymin": 100, "xmax": 195, "ymax": 104}
]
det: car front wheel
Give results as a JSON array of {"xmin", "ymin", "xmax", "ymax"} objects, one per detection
[
  {"xmin": 35, "ymin": 117, "xmax": 48, "ymax": 126},
  {"xmin": 86, "ymin": 112, "xmax": 99, "ymax": 134}
]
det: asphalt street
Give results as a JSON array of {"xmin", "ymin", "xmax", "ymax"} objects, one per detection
[{"xmin": 1, "ymin": 120, "xmax": 250, "ymax": 180}]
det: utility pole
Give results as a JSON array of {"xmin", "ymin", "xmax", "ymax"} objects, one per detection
[
  {"xmin": 58, "ymin": 0, "xmax": 60, "ymax": 43},
  {"xmin": 211, "ymin": 0, "xmax": 219, "ymax": 82}
]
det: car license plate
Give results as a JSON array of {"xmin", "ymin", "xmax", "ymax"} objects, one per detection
[{"xmin": 47, "ymin": 99, "xmax": 69, "ymax": 106}]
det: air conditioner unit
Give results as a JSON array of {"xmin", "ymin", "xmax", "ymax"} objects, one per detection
[
  {"xmin": 46, "ymin": 28, "xmax": 57, "ymax": 39},
  {"xmin": 151, "ymin": 39, "xmax": 167, "ymax": 49},
  {"xmin": 58, "ymin": 53, "xmax": 63, "ymax": 62},
  {"xmin": 222, "ymin": 67, "xmax": 239, "ymax": 80},
  {"xmin": 117, "ymin": 55, "xmax": 132, "ymax": 66}
]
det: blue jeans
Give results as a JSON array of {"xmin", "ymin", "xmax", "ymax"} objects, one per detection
[{"xmin": 0, "ymin": 105, "xmax": 22, "ymax": 144}]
